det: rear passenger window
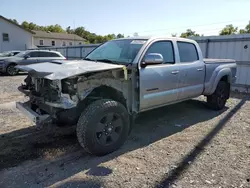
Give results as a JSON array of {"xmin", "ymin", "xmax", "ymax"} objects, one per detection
[
  {"xmin": 39, "ymin": 52, "xmax": 51, "ymax": 57},
  {"xmin": 145, "ymin": 41, "xmax": 174, "ymax": 64},
  {"xmin": 49, "ymin": 52, "xmax": 60, "ymax": 57},
  {"xmin": 38, "ymin": 52, "xmax": 60, "ymax": 57},
  {"xmin": 177, "ymin": 42, "xmax": 198, "ymax": 62}
]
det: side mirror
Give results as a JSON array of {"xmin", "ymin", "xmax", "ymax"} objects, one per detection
[
  {"xmin": 24, "ymin": 55, "xmax": 30, "ymax": 59},
  {"xmin": 141, "ymin": 53, "xmax": 164, "ymax": 68}
]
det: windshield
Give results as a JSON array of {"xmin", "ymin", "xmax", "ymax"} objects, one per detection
[
  {"xmin": 85, "ymin": 39, "xmax": 147, "ymax": 64},
  {"xmin": 15, "ymin": 51, "xmax": 27, "ymax": 57}
]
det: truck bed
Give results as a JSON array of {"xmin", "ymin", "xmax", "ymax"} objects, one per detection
[{"xmin": 203, "ymin": 58, "xmax": 237, "ymax": 96}]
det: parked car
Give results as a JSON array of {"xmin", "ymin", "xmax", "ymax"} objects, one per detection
[
  {"xmin": 0, "ymin": 50, "xmax": 21, "ymax": 57},
  {"xmin": 0, "ymin": 50, "xmax": 66, "ymax": 75},
  {"xmin": 16, "ymin": 36, "xmax": 237, "ymax": 156}
]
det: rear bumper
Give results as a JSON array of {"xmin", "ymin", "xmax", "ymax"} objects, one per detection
[{"xmin": 16, "ymin": 102, "xmax": 51, "ymax": 125}]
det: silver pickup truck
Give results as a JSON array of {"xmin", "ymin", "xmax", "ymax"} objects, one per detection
[{"xmin": 16, "ymin": 36, "xmax": 237, "ymax": 156}]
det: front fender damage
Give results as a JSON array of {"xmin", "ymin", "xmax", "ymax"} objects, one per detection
[
  {"xmin": 52, "ymin": 67, "xmax": 129, "ymax": 111},
  {"xmin": 77, "ymin": 71, "xmax": 128, "ymax": 101}
]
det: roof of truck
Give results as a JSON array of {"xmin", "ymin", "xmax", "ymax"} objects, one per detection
[{"xmin": 114, "ymin": 36, "xmax": 196, "ymax": 43}]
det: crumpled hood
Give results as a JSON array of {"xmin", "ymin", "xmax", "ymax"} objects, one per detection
[{"xmin": 16, "ymin": 60, "xmax": 125, "ymax": 80}]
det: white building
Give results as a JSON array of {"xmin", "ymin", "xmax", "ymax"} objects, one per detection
[
  {"xmin": 32, "ymin": 30, "xmax": 86, "ymax": 47},
  {"xmin": 0, "ymin": 15, "xmax": 34, "ymax": 52}
]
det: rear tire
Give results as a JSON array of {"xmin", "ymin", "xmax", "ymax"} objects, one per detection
[
  {"xmin": 207, "ymin": 81, "xmax": 230, "ymax": 110},
  {"xmin": 6, "ymin": 64, "xmax": 18, "ymax": 76},
  {"xmin": 76, "ymin": 99, "xmax": 130, "ymax": 156}
]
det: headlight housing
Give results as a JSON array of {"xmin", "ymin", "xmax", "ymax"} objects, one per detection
[{"xmin": 50, "ymin": 79, "xmax": 61, "ymax": 89}]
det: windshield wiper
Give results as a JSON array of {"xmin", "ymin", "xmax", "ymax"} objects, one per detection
[
  {"xmin": 84, "ymin": 58, "xmax": 122, "ymax": 65},
  {"xmin": 83, "ymin": 57, "xmax": 95, "ymax": 61},
  {"xmin": 95, "ymin": 59, "xmax": 116, "ymax": 63}
]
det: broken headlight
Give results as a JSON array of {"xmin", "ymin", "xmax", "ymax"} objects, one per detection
[
  {"xmin": 50, "ymin": 80, "xmax": 61, "ymax": 90},
  {"xmin": 62, "ymin": 78, "xmax": 77, "ymax": 95}
]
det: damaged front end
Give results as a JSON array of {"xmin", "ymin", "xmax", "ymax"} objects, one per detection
[
  {"xmin": 17, "ymin": 76, "xmax": 79, "ymax": 125},
  {"xmin": 15, "ymin": 60, "xmax": 128, "ymax": 126},
  {"xmin": 29, "ymin": 77, "xmax": 78, "ymax": 109}
]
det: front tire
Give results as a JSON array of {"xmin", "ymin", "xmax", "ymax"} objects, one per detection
[
  {"xmin": 207, "ymin": 81, "xmax": 230, "ymax": 110},
  {"xmin": 76, "ymin": 99, "xmax": 130, "ymax": 156},
  {"xmin": 6, "ymin": 64, "xmax": 18, "ymax": 76}
]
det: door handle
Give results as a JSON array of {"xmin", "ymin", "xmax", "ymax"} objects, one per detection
[
  {"xmin": 197, "ymin": 68, "xmax": 203, "ymax": 71},
  {"xmin": 171, "ymin": 70, "xmax": 179, "ymax": 74}
]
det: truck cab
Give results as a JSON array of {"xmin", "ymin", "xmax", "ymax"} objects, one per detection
[{"xmin": 136, "ymin": 37, "xmax": 205, "ymax": 111}]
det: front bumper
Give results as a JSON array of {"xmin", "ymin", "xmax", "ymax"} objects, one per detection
[
  {"xmin": 18, "ymin": 85, "xmax": 77, "ymax": 109},
  {"xmin": 16, "ymin": 102, "xmax": 51, "ymax": 125}
]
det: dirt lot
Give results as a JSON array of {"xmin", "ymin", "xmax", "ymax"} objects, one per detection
[{"xmin": 0, "ymin": 75, "xmax": 249, "ymax": 188}]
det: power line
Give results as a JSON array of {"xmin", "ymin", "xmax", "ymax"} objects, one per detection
[
  {"xmin": 125, "ymin": 18, "xmax": 249, "ymax": 35},
  {"xmin": 174, "ymin": 24, "xmax": 247, "ymax": 34},
  {"xmin": 130, "ymin": 24, "xmax": 247, "ymax": 37},
  {"xmin": 140, "ymin": 24, "xmax": 247, "ymax": 37},
  {"xmin": 195, "ymin": 25, "xmax": 245, "ymax": 32}
]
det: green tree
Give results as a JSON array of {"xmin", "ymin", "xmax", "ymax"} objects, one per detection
[
  {"xmin": 37, "ymin": 26, "xmax": 47, "ymax": 31},
  {"xmin": 180, "ymin": 29, "xmax": 200, "ymax": 38},
  {"xmin": 88, "ymin": 33, "xmax": 97, "ymax": 43},
  {"xmin": 116, "ymin": 33, "xmax": 124, "ymax": 38},
  {"xmin": 219, "ymin": 24, "xmax": 238, "ymax": 35},
  {"xmin": 28, "ymin": 22, "xmax": 37, "ymax": 30},
  {"xmin": 17, "ymin": 19, "xmax": 123, "ymax": 44},
  {"xmin": 244, "ymin": 21, "xmax": 250, "ymax": 33},
  {"xmin": 9, "ymin": 19, "xmax": 18, "ymax": 24},
  {"xmin": 239, "ymin": 29, "xmax": 246, "ymax": 34},
  {"xmin": 111, "ymin": 34, "xmax": 116, "ymax": 39},
  {"xmin": 106, "ymin": 34, "xmax": 116, "ymax": 40},
  {"xmin": 66, "ymin": 26, "xmax": 74, "ymax": 34},
  {"xmin": 46, "ymin": 24, "xmax": 64, "ymax": 33},
  {"xmin": 74, "ymin": 27, "xmax": 87, "ymax": 37},
  {"xmin": 95, "ymin": 35, "xmax": 103, "ymax": 43},
  {"xmin": 21, "ymin": 21, "xmax": 29, "ymax": 29},
  {"xmin": 239, "ymin": 21, "xmax": 250, "ymax": 34}
]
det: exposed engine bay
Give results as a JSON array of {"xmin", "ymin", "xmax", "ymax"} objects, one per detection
[
  {"xmin": 22, "ymin": 76, "xmax": 78, "ymax": 109},
  {"xmin": 18, "ymin": 66, "xmax": 131, "ymax": 125}
]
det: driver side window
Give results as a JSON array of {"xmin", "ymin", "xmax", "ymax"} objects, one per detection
[{"xmin": 145, "ymin": 41, "xmax": 175, "ymax": 64}]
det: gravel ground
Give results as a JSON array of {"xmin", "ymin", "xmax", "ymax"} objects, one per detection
[
  {"xmin": 0, "ymin": 74, "xmax": 30, "ymax": 134},
  {"xmin": 0, "ymin": 75, "xmax": 249, "ymax": 188},
  {"xmin": 0, "ymin": 74, "xmax": 26, "ymax": 104}
]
